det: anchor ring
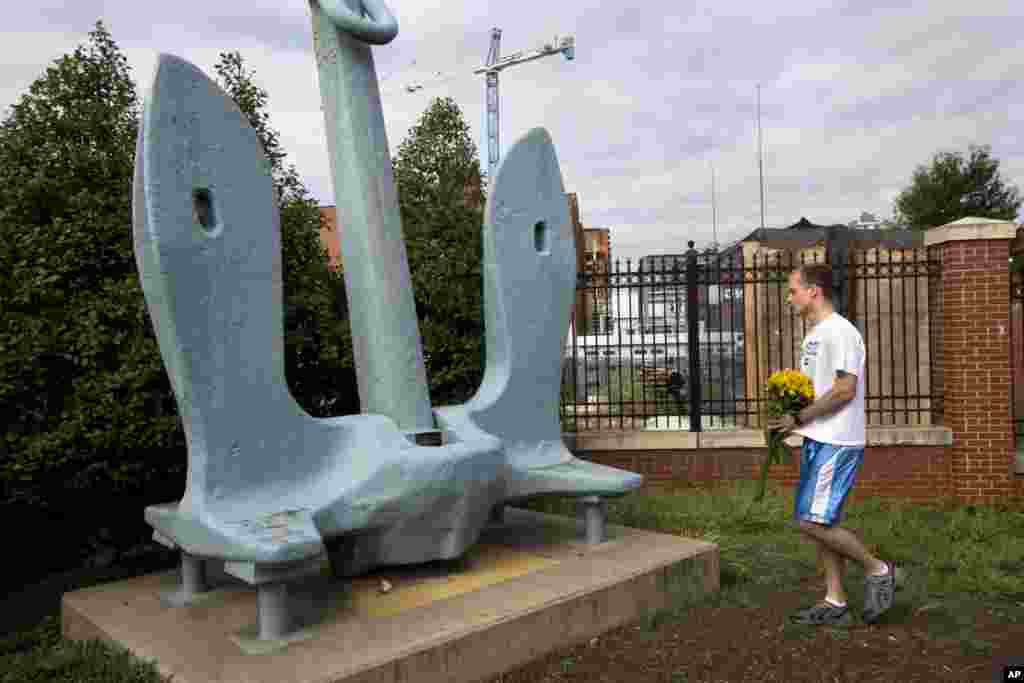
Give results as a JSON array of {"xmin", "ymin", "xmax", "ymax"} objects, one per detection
[{"xmin": 317, "ymin": 0, "xmax": 398, "ymax": 44}]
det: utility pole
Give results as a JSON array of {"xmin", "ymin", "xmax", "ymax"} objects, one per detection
[
  {"xmin": 711, "ymin": 161, "xmax": 718, "ymax": 249},
  {"xmin": 757, "ymin": 84, "xmax": 765, "ymax": 230}
]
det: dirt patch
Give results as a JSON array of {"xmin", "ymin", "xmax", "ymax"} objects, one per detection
[{"xmin": 490, "ymin": 577, "xmax": 1024, "ymax": 683}]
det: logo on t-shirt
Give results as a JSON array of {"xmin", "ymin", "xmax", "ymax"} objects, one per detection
[{"xmin": 801, "ymin": 340, "xmax": 820, "ymax": 374}]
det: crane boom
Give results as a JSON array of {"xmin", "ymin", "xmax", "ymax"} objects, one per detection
[{"xmin": 473, "ymin": 36, "xmax": 575, "ymax": 74}]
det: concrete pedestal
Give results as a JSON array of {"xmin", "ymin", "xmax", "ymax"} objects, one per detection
[{"xmin": 63, "ymin": 508, "xmax": 719, "ymax": 683}]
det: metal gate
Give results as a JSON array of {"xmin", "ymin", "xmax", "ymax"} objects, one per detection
[{"xmin": 561, "ymin": 241, "xmax": 941, "ymax": 433}]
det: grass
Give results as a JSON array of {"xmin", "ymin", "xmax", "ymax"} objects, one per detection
[
  {"xmin": 530, "ymin": 484, "xmax": 822, "ymax": 617},
  {"xmin": 0, "ymin": 622, "xmax": 165, "ymax": 683},
  {"xmin": 526, "ymin": 481, "xmax": 1024, "ymax": 632},
  {"xmin": 4, "ymin": 481, "xmax": 1024, "ymax": 681}
]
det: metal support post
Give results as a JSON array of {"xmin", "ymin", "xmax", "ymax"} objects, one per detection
[
  {"xmin": 581, "ymin": 496, "xmax": 606, "ymax": 544},
  {"xmin": 180, "ymin": 553, "xmax": 208, "ymax": 600},
  {"xmin": 161, "ymin": 552, "xmax": 212, "ymax": 608},
  {"xmin": 686, "ymin": 242, "xmax": 702, "ymax": 432},
  {"xmin": 257, "ymin": 582, "xmax": 292, "ymax": 641}
]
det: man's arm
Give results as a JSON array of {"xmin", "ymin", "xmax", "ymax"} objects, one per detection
[
  {"xmin": 768, "ymin": 370, "xmax": 857, "ymax": 433},
  {"xmin": 797, "ymin": 370, "xmax": 857, "ymax": 424}
]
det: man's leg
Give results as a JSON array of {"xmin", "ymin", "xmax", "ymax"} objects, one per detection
[
  {"xmin": 814, "ymin": 541, "xmax": 844, "ymax": 579},
  {"xmin": 818, "ymin": 540, "xmax": 848, "ymax": 605},
  {"xmin": 790, "ymin": 536, "xmax": 853, "ymax": 626},
  {"xmin": 794, "ymin": 442, "xmax": 896, "ymax": 624},
  {"xmin": 800, "ymin": 519, "xmax": 895, "ymax": 623},
  {"xmin": 801, "ymin": 521, "xmax": 887, "ymax": 577},
  {"xmin": 790, "ymin": 440, "xmax": 854, "ymax": 625}
]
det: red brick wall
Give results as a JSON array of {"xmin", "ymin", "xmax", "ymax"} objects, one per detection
[
  {"xmin": 576, "ymin": 445, "xmax": 951, "ymax": 503},
  {"xmin": 935, "ymin": 240, "xmax": 1016, "ymax": 504},
  {"xmin": 318, "ymin": 206, "xmax": 342, "ymax": 271}
]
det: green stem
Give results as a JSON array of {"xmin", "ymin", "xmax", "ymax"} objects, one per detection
[
  {"xmin": 754, "ymin": 429, "xmax": 772, "ymax": 503},
  {"xmin": 754, "ymin": 429, "xmax": 790, "ymax": 504}
]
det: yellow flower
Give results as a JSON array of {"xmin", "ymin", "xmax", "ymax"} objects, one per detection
[
  {"xmin": 766, "ymin": 369, "xmax": 814, "ymax": 402},
  {"xmin": 759, "ymin": 368, "xmax": 815, "ymax": 497}
]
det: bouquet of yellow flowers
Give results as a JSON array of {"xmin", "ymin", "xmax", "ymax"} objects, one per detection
[{"xmin": 756, "ymin": 369, "xmax": 814, "ymax": 502}]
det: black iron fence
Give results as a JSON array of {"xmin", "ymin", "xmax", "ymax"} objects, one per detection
[{"xmin": 561, "ymin": 242, "xmax": 943, "ymax": 433}]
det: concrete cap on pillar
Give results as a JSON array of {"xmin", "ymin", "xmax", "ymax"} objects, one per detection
[{"xmin": 924, "ymin": 216, "xmax": 1018, "ymax": 246}]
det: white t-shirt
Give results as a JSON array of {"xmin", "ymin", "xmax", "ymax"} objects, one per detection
[{"xmin": 793, "ymin": 312, "xmax": 866, "ymax": 447}]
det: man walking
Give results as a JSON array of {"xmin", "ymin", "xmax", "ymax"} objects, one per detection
[{"xmin": 768, "ymin": 264, "xmax": 895, "ymax": 626}]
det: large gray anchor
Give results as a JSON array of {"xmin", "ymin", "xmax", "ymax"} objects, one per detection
[
  {"xmin": 133, "ymin": 52, "xmax": 504, "ymax": 640},
  {"xmin": 133, "ymin": 0, "xmax": 640, "ymax": 643}
]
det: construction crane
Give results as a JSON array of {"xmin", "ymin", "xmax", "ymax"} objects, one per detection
[
  {"xmin": 384, "ymin": 29, "xmax": 575, "ymax": 182},
  {"xmin": 474, "ymin": 28, "xmax": 575, "ymax": 182}
]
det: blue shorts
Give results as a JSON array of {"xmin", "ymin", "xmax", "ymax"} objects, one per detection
[{"xmin": 794, "ymin": 438, "xmax": 864, "ymax": 527}]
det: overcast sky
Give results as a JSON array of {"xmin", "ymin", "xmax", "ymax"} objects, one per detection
[{"xmin": 3, "ymin": 1, "xmax": 1022, "ymax": 262}]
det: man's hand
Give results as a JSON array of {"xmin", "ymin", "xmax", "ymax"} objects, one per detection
[{"xmin": 767, "ymin": 414, "xmax": 798, "ymax": 434}]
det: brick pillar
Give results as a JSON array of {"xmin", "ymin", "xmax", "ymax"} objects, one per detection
[{"xmin": 925, "ymin": 218, "xmax": 1019, "ymax": 504}]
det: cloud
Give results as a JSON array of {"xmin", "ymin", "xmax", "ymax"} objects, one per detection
[{"xmin": 1, "ymin": 0, "xmax": 1020, "ymax": 267}]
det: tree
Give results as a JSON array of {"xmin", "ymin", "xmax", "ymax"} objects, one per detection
[
  {"xmin": 0, "ymin": 22, "xmax": 182, "ymax": 579},
  {"xmin": 894, "ymin": 144, "xmax": 1022, "ymax": 229},
  {"xmin": 392, "ymin": 97, "xmax": 486, "ymax": 405},
  {"xmin": 214, "ymin": 52, "xmax": 358, "ymax": 417}
]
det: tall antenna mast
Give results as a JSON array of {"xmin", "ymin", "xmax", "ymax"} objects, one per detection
[
  {"xmin": 711, "ymin": 161, "xmax": 718, "ymax": 248},
  {"xmin": 757, "ymin": 84, "xmax": 765, "ymax": 229}
]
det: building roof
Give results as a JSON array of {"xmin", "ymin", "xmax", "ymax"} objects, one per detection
[{"xmin": 739, "ymin": 216, "xmax": 923, "ymax": 250}]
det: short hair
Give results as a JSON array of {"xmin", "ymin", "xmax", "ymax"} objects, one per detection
[{"xmin": 795, "ymin": 264, "xmax": 833, "ymax": 301}]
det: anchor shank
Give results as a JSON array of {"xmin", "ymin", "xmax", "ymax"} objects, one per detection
[{"xmin": 309, "ymin": 1, "xmax": 433, "ymax": 432}]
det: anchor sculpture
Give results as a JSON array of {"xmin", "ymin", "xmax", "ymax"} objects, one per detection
[{"xmin": 133, "ymin": 0, "xmax": 642, "ymax": 642}]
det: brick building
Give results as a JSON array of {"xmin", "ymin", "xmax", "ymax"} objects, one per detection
[{"xmin": 565, "ymin": 195, "xmax": 613, "ymax": 336}]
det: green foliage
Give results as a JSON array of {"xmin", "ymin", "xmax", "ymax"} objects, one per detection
[
  {"xmin": 392, "ymin": 96, "xmax": 486, "ymax": 405},
  {"xmin": 1, "ymin": 633, "xmax": 166, "ymax": 683},
  {"xmin": 0, "ymin": 28, "xmax": 356, "ymax": 583},
  {"xmin": 213, "ymin": 52, "xmax": 286, "ymax": 188},
  {"xmin": 894, "ymin": 144, "xmax": 1022, "ymax": 229},
  {"xmin": 0, "ymin": 23, "xmax": 184, "ymax": 576}
]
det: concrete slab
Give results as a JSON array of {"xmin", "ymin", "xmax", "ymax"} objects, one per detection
[{"xmin": 63, "ymin": 508, "xmax": 719, "ymax": 683}]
